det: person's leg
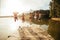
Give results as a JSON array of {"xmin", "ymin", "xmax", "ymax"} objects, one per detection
[
  {"xmin": 15, "ymin": 17, "xmax": 18, "ymax": 22},
  {"xmin": 14, "ymin": 17, "xmax": 16, "ymax": 22},
  {"xmin": 15, "ymin": 18, "xmax": 16, "ymax": 22}
]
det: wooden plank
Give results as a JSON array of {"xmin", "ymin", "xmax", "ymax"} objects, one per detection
[
  {"xmin": 27, "ymin": 27, "xmax": 43, "ymax": 40},
  {"xmin": 18, "ymin": 28, "xmax": 26, "ymax": 40},
  {"xmin": 7, "ymin": 27, "xmax": 54, "ymax": 40},
  {"xmin": 30, "ymin": 27, "xmax": 53, "ymax": 40},
  {"xmin": 22, "ymin": 27, "xmax": 37, "ymax": 40},
  {"xmin": 51, "ymin": 18, "xmax": 60, "ymax": 21}
]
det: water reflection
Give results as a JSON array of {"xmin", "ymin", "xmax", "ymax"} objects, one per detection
[
  {"xmin": 32, "ymin": 19, "xmax": 49, "ymax": 30},
  {"xmin": 48, "ymin": 20, "xmax": 60, "ymax": 40}
]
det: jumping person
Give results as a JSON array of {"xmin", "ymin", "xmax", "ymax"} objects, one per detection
[
  {"xmin": 13, "ymin": 12, "xmax": 18, "ymax": 22},
  {"xmin": 29, "ymin": 13, "xmax": 33, "ymax": 24},
  {"xmin": 21, "ymin": 13, "xmax": 25, "ymax": 22},
  {"xmin": 38, "ymin": 13, "xmax": 41, "ymax": 20},
  {"xmin": 34, "ymin": 13, "xmax": 37, "ymax": 20},
  {"xmin": 29, "ymin": 13, "xmax": 32, "ymax": 21}
]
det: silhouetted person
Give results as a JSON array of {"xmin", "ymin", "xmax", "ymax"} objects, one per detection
[
  {"xmin": 29, "ymin": 13, "xmax": 33, "ymax": 24},
  {"xmin": 21, "ymin": 13, "xmax": 25, "ymax": 22},
  {"xmin": 38, "ymin": 13, "xmax": 41, "ymax": 20},
  {"xmin": 34, "ymin": 13, "xmax": 37, "ymax": 20},
  {"xmin": 13, "ymin": 12, "xmax": 18, "ymax": 22},
  {"xmin": 29, "ymin": 13, "xmax": 32, "ymax": 21}
]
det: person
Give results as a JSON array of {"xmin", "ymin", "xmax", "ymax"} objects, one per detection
[
  {"xmin": 13, "ymin": 12, "xmax": 18, "ymax": 22},
  {"xmin": 21, "ymin": 13, "xmax": 25, "ymax": 22},
  {"xmin": 29, "ymin": 13, "xmax": 32, "ymax": 20},
  {"xmin": 38, "ymin": 13, "xmax": 41, "ymax": 20},
  {"xmin": 34, "ymin": 13, "xmax": 37, "ymax": 20},
  {"xmin": 29, "ymin": 13, "xmax": 33, "ymax": 24}
]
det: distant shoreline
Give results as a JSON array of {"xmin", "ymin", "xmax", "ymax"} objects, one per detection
[{"xmin": 0, "ymin": 16, "xmax": 13, "ymax": 18}]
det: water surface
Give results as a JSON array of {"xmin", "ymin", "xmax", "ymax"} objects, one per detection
[{"xmin": 0, "ymin": 18, "xmax": 48, "ymax": 40}]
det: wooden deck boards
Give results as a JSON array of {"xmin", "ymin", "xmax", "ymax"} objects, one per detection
[{"xmin": 7, "ymin": 27, "xmax": 54, "ymax": 40}]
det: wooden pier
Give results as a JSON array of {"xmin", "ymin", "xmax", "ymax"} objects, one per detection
[{"xmin": 7, "ymin": 26, "xmax": 54, "ymax": 40}]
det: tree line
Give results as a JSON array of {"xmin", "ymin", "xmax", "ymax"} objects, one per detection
[{"xmin": 50, "ymin": 0, "xmax": 60, "ymax": 18}]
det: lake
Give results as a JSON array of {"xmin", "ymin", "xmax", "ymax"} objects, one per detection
[
  {"xmin": 0, "ymin": 17, "xmax": 48, "ymax": 40},
  {"xmin": 0, "ymin": 17, "xmax": 60, "ymax": 40}
]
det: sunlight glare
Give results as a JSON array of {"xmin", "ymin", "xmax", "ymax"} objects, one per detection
[
  {"xmin": 1, "ymin": 0, "xmax": 30, "ymax": 16},
  {"xmin": 10, "ymin": 20, "xmax": 19, "ymax": 31}
]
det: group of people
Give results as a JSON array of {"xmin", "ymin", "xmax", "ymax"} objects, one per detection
[
  {"xmin": 13, "ymin": 12, "xmax": 25, "ymax": 22},
  {"xmin": 29, "ymin": 12, "xmax": 42, "ymax": 21},
  {"xmin": 13, "ymin": 12, "xmax": 41, "ymax": 22}
]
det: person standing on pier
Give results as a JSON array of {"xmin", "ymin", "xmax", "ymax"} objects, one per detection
[{"xmin": 13, "ymin": 12, "xmax": 18, "ymax": 22}]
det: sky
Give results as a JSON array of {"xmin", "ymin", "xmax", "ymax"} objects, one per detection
[{"xmin": 0, "ymin": 0, "xmax": 51, "ymax": 16}]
